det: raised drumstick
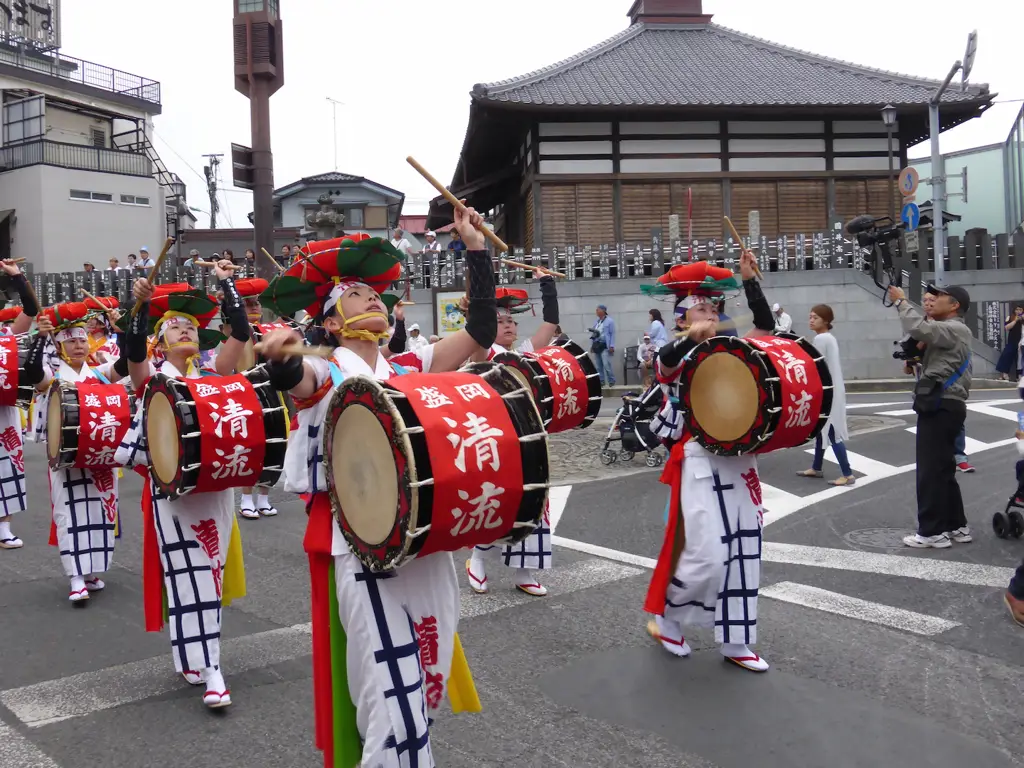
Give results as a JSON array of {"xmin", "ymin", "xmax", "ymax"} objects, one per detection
[
  {"xmin": 406, "ymin": 156, "xmax": 509, "ymax": 253},
  {"xmin": 194, "ymin": 260, "xmax": 237, "ymax": 269},
  {"xmin": 81, "ymin": 289, "xmax": 117, "ymax": 313},
  {"xmin": 723, "ymin": 216, "xmax": 765, "ymax": 280},
  {"xmin": 499, "ymin": 258, "xmax": 565, "ymax": 279},
  {"xmin": 131, "ymin": 237, "xmax": 174, "ymax": 317},
  {"xmin": 260, "ymin": 247, "xmax": 285, "ymax": 273},
  {"xmin": 252, "ymin": 341, "xmax": 334, "ymax": 360}
]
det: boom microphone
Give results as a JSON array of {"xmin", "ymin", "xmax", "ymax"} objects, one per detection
[{"xmin": 845, "ymin": 215, "xmax": 877, "ymax": 236}]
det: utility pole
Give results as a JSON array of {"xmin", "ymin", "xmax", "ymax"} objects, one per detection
[
  {"xmin": 202, "ymin": 153, "xmax": 223, "ymax": 230},
  {"xmin": 929, "ymin": 30, "xmax": 978, "ymax": 288},
  {"xmin": 326, "ymin": 97, "xmax": 343, "ymax": 171}
]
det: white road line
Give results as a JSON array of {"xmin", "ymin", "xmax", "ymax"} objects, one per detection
[
  {"xmin": 876, "ymin": 408, "xmax": 916, "ymax": 417},
  {"xmin": 760, "ymin": 582, "xmax": 960, "ymax": 636},
  {"xmin": 0, "ymin": 725, "xmax": 59, "ymax": 768},
  {"xmin": 903, "ymin": 427, "xmax": 991, "ymax": 455},
  {"xmin": 552, "ymin": 536, "xmax": 1016, "ymax": 589},
  {"xmin": 845, "ymin": 401, "xmax": 909, "ymax": 410},
  {"xmin": 803, "ymin": 448, "xmax": 898, "ymax": 478},
  {"xmin": 0, "ymin": 557, "xmax": 638, "ymax": 729},
  {"xmin": 967, "ymin": 403, "xmax": 1020, "ymax": 422},
  {"xmin": 546, "ymin": 485, "xmax": 572, "ymax": 534}
]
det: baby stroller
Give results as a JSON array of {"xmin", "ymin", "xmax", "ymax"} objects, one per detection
[
  {"xmin": 600, "ymin": 383, "xmax": 665, "ymax": 468},
  {"xmin": 994, "ymin": 460, "xmax": 1024, "ymax": 539}
]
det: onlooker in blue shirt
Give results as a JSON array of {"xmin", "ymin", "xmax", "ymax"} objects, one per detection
[
  {"xmin": 647, "ymin": 308, "xmax": 669, "ymax": 348},
  {"xmin": 590, "ymin": 304, "xmax": 616, "ymax": 387},
  {"xmin": 447, "ymin": 230, "xmax": 467, "ymax": 253}
]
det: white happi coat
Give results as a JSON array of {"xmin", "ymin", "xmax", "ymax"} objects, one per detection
[
  {"xmin": 30, "ymin": 360, "xmax": 120, "ymax": 578},
  {"xmin": 653, "ymin": 357, "xmax": 763, "ymax": 645},
  {"xmin": 288, "ymin": 344, "xmax": 460, "ymax": 768},
  {"xmin": 477, "ymin": 339, "xmax": 552, "ymax": 571},
  {"xmin": 0, "ymin": 326, "xmax": 26, "ymax": 519},
  {"xmin": 117, "ymin": 359, "xmax": 236, "ymax": 674}
]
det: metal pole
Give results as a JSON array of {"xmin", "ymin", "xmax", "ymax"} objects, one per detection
[
  {"xmin": 887, "ymin": 123, "xmax": 896, "ymax": 223},
  {"xmin": 928, "ymin": 62, "xmax": 961, "ymax": 288}
]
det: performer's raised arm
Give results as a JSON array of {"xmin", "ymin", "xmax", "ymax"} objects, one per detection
[
  {"xmin": 528, "ymin": 275, "xmax": 559, "ymax": 351},
  {"xmin": 213, "ymin": 260, "xmax": 251, "ymax": 375},
  {"xmin": 21, "ymin": 316, "xmax": 51, "ymax": 390},
  {"xmin": 0, "ymin": 260, "xmax": 38, "ymax": 335},
  {"xmin": 127, "ymin": 280, "xmax": 154, "ymax": 391},
  {"xmin": 740, "ymin": 250, "xmax": 774, "ymax": 335}
]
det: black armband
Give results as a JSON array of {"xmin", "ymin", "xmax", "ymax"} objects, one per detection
[
  {"xmin": 658, "ymin": 336, "xmax": 698, "ymax": 369},
  {"xmin": 539, "ymin": 275, "xmax": 559, "ymax": 325},
  {"xmin": 11, "ymin": 275, "xmax": 38, "ymax": 317},
  {"xmin": 219, "ymin": 277, "xmax": 251, "ymax": 343},
  {"xmin": 464, "ymin": 249, "xmax": 497, "ymax": 349},
  {"xmin": 112, "ymin": 332, "xmax": 129, "ymax": 377},
  {"xmin": 266, "ymin": 355, "xmax": 304, "ymax": 391},
  {"xmin": 125, "ymin": 305, "xmax": 150, "ymax": 363},
  {"xmin": 388, "ymin": 317, "xmax": 407, "ymax": 354},
  {"xmin": 20, "ymin": 335, "xmax": 46, "ymax": 386},
  {"xmin": 744, "ymin": 278, "xmax": 775, "ymax": 333}
]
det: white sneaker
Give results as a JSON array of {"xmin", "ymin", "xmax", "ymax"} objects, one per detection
[
  {"xmin": 903, "ymin": 533, "xmax": 952, "ymax": 549},
  {"xmin": 947, "ymin": 527, "xmax": 973, "ymax": 543}
]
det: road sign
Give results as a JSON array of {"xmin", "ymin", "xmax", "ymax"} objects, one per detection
[
  {"xmin": 905, "ymin": 231, "xmax": 920, "ymax": 254},
  {"xmin": 898, "ymin": 167, "xmax": 919, "ymax": 199},
  {"xmin": 901, "ymin": 202, "xmax": 921, "ymax": 231}
]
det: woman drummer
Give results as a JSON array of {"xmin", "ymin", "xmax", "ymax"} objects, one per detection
[
  {"xmin": 255, "ymin": 205, "xmax": 496, "ymax": 768},
  {"xmin": 465, "ymin": 278, "xmax": 561, "ymax": 598},
  {"xmin": 642, "ymin": 252, "xmax": 776, "ymax": 673},
  {"xmin": 22, "ymin": 302, "xmax": 129, "ymax": 602},
  {"xmin": 0, "ymin": 262, "xmax": 39, "ymax": 551},
  {"xmin": 83, "ymin": 296, "xmax": 122, "ymax": 365},
  {"xmin": 121, "ymin": 264, "xmax": 250, "ymax": 709}
]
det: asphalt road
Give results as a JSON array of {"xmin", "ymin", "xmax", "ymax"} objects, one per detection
[{"xmin": 1, "ymin": 389, "xmax": 1022, "ymax": 768}]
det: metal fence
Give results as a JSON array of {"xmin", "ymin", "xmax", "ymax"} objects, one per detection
[
  {"xmin": 0, "ymin": 139, "xmax": 152, "ymax": 177},
  {"xmin": 0, "ymin": 46, "xmax": 161, "ymax": 105}
]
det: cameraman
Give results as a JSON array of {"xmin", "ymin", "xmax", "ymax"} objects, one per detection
[{"xmin": 887, "ymin": 284, "xmax": 973, "ymax": 549}]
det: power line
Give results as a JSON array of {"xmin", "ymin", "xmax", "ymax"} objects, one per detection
[{"xmin": 151, "ymin": 129, "xmax": 207, "ymax": 185}]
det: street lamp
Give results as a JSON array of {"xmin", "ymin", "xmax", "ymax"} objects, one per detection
[{"xmin": 881, "ymin": 104, "xmax": 898, "ymax": 223}]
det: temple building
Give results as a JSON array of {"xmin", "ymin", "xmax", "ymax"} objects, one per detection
[{"xmin": 428, "ymin": 0, "xmax": 993, "ymax": 251}]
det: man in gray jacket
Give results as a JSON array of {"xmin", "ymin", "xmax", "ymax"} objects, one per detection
[{"xmin": 888, "ymin": 284, "xmax": 973, "ymax": 549}]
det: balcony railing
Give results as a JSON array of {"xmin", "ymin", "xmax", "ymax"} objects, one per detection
[
  {"xmin": 0, "ymin": 139, "xmax": 152, "ymax": 177},
  {"xmin": 0, "ymin": 45, "xmax": 161, "ymax": 106}
]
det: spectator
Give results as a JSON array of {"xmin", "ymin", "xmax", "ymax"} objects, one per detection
[
  {"xmin": 182, "ymin": 249, "xmax": 199, "ymax": 272},
  {"xmin": 244, "ymin": 248, "xmax": 257, "ymax": 276},
  {"xmin": 772, "ymin": 302, "xmax": 793, "ymax": 333},
  {"xmin": 107, "ymin": 257, "xmax": 121, "ymax": 272},
  {"xmin": 83, "ymin": 262, "xmax": 96, "ymax": 273},
  {"xmin": 637, "ymin": 333, "xmax": 656, "ymax": 387},
  {"xmin": 797, "ymin": 304, "xmax": 854, "ymax": 486},
  {"xmin": 428, "ymin": 334, "xmax": 440, "ymax": 344},
  {"xmin": 447, "ymin": 230, "xmax": 466, "ymax": 253},
  {"xmin": 391, "ymin": 228, "xmax": 413, "ymax": 258},
  {"xmin": 590, "ymin": 304, "xmax": 616, "ymax": 387},
  {"xmin": 280, "ymin": 244, "xmax": 292, "ymax": 267},
  {"xmin": 127, "ymin": 253, "xmax": 139, "ymax": 271},
  {"xmin": 888, "ymin": 283, "xmax": 973, "ymax": 550},
  {"xmin": 954, "ymin": 425, "xmax": 975, "ymax": 473},
  {"xmin": 222, "ymin": 248, "xmax": 235, "ymax": 263},
  {"xmin": 138, "ymin": 247, "xmax": 156, "ymax": 268},
  {"xmin": 407, "ymin": 323, "xmax": 430, "ymax": 352},
  {"xmin": 996, "ymin": 305, "xmax": 1023, "ymax": 381},
  {"xmin": 1006, "ymin": 559, "xmax": 1024, "ymax": 628},
  {"xmin": 647, "ymin": 308, "xmax": 669, "ymax": 347}
]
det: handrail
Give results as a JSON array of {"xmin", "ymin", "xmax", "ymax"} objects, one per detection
[{"xmin": 0, "ymin": 139, "xmax": 152, "ymax": 177}]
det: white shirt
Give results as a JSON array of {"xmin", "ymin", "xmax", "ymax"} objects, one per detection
[
  {"xmin": 407, "ymin": 333, "xmax": 430, "ymax": 352},
  {"xmin": 139, "ymin": 258, "xmax": 156, "ymax": 268},
  {"xmin": 774, "ymin": 311, "xmax": 793, "ymax": 334},
  {"xmin": 391, "ymin": 237, "xmax": 413, "ymax": 256},
  {"xmin": 637, "ymin": 342, "xmax": 656, "ymax": 364}
]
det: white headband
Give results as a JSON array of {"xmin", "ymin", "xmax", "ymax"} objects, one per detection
[
  {"xmin": 158, "ymin": 314, "xmax": 198, "ymax": 339},
  {"xmin": 55, "ymin": 325, "xmax": 88, "ymax": 343},
  {"xmin": 676, "ymin": 294, "xmax": 715, "ymax": 312},
  {"xmin": 324, "ymin": 281, "xmax": 369, "ymax": 316}
]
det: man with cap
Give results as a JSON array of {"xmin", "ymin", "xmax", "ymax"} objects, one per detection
[
  {"xmin": 772, "ymin": 302, "xmax": 792, "ymax": 334},
  {"xmin": 637, "ymin": 332, "xmax": 656, "ymax": 388},
  {"xmin": 138, "ymin": 247, "xmax": 156, "ymax": 269},
  {"xmin": 407, "ymin": 321, "xmax": 430, "ymax": 352},
  {"xmin": 887, "ymin": 283, "xmax": 973, "ymax": 549}
]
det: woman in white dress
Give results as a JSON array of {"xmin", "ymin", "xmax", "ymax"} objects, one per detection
[{"xmin": 796, "ymin": 304, "xmax": 853, "ymax": 485}]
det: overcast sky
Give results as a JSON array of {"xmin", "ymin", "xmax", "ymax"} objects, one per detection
[{"xmin": 62, "ymin": 0, "xmax": 1024, "ymax": 229}]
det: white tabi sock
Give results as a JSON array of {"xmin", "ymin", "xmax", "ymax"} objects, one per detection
[
  {"xmin": 204, "ymin": 667, "xmax": 226, "ymax": 693},
  {"xmin": 470, "ymin": 548, "xmax": 486, "ymax": 570},
  {"xmin": 0, "ymin": 521, "xmax": 12, "ymax": 540},
  {"xmin": 240, "ymin": 493, "xmax": 254, "ymax": 510},
  {"xmin": 721, "ymin": 643, "xmax": 755, "ymax": 658},
  {"xmin": 256, "ymin": 493, "xmax": 270, "ymax": 509},
  {"xmin": 513, "ymin": 568, "xmax": 536, "ymax": 586},
  {"xmin": 69, "ymin": 575, "xmax": 85, "ymax": 593}
]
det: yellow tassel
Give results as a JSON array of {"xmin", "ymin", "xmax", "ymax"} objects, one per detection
[
  {"xmin": 446, "ymin": 633, "xmax": 482, "ymax": 713},
  {"xmin": 221, "ymin": 516, "xmax": 247, "ymax": 606}
]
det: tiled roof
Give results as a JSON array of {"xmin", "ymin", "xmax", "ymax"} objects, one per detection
[
  {"xmin": 274, "ymin": 171, "xmax": 404, "ymax": 200},
  {"xmin": 473, "ymin": 23, "xmax": 991, "ymax": 108}
]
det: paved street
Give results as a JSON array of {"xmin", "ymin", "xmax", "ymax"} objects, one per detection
[{"xmin": 1, "ymin": 390, "xmax": 1023, "ymax": 767}]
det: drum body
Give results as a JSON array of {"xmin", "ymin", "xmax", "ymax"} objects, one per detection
[
  {"xmin": 325, "ymin": 363, "xmax": 550, "ymax": 572},
  {"xmin": 493, "ymin": 339, "xmax": 602, "ymax": 433},
  {"xmin": 680, "ymin": 335, "xmax": 832, "ymax": 456},
  {"xmin": 47, "ymin": 379, "xmax": 134, "ymax": 469},
  {"xmin": 0, "ymin": 334, "xmax": 19, "ymax": 408},
  {"xmin": 143, "ymin": 367, "xmax": 288, "ymax": 500},
  {"xmin": 239, "ymin": 322, "xmax": 291, "ymax": 372}
]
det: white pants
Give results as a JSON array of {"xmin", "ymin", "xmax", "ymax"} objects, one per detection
[
  {"xmin": 663, "ymin": 443, "xmax": 763, "ymax": 645},
  {"xmin": 51, "ymin": 467, "xmax": 117, "ymax": 578},
  {"xmin": 335, "ymin": 550, "xmax": 459, "ymax": 768},
  {"xmin": 474, "ymin": 502, "xmax": 552, "ymax": 570}
]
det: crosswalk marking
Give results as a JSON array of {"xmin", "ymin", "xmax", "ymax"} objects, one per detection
[
  {"xmin": 803, "ymin": 447, "xmax": 898, "ymax": 477},
  {"xmin": 877, "ymin": 408, "xmax": 917, "ymax": 417},
  {"xmin": 0, "ymin": 725, "xmax": 59, "ymax": 768},
  {"xmin": 966, "ymin": 403, "xmax": 1019, "ymax": 422},
  {"xmin": 903, "ymin": 427, "xmax": 990, "ymax": 455},
  {"xmin": 760, "ymin": 582, "xmax": 961, "ymax": 636}
]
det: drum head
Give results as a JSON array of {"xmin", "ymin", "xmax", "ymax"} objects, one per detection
[
  {"xmin": 690, "ymin": 352, "xmax": 759, "ymax": 442},
  {"xmin": 46, "ymin": 388, "xmax": 62, "ymax": 462},
  {"xmin": 331, "ymin": 404, "xmax": 399, "ymax": 547},
  {"xmin": 147, "ymin": 392, "xmax": 179, "ymax": 486}
]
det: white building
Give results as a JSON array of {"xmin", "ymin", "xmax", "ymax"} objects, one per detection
[
  {"xmin": 0, "ymin": 43, "xmax": 187, "ymax": 272},
  {"xmin": 273, "ymin": 172, "xmax": 405, "ymax": 239}
]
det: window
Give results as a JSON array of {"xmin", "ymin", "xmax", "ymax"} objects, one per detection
[
  {"xmin": 2, "ymin": 95, "xmax": 45, "ymax": 145},
  {"xmin": 91, "ymin": 128, "xmax": 106, "ymax": 148},
  {"xmin": 120, "ymin": 194, "xmax": 151, "ymax": 206},
  {"xmin": 238, "ymin": 0, "xmax": 266, "ymax": 12},
  {"xmin": 70, "ymin": 190, "xmax": 113, "ymax": 203},
  {"xmin": 347, "ymin": 208, "xmax": 363, "ymax": 228}
]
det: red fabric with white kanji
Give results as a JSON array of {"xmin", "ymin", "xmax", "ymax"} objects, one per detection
[
  {"xmin": 0, "ymin": 335, "xmax": 18, "ymax": 407},
  {"xmin": 390, "ymin": 372, "xmax": 524, "ymax": 555},
  {"xmin": 75, "ymin": 381, "xmax": 132, "ymax": 468},
  {"xmin": 744, "ymin": 336, "xmax": 824, "ymax": 452},
  {"xmin": 184, "ymin": 375, "xmax": 267, "ymax": 493},
  {"xmin": 528, "ymin": 345, "xmax": 587, "ymax": 433}
]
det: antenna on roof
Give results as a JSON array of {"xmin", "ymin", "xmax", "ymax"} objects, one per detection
[{"xmin": 961, "ymin": 30, "xmax": 978, "ymax": 92}]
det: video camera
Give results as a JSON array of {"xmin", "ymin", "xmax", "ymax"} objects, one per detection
[
  {"xmin": 892, "ymin": 334, "xmax": 922, "ymax": 364},
  {"xmin": 845, "ymin": 214, "xmax": 906, "ymax": 303}
]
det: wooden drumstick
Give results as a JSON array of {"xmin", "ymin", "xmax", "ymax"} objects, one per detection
[
  {"xmin": 257, "ymin": 342, "xmax": 335, "ymax": 360},
  {"xmin": 194, "ymin": 260, "xmax": 237, "ymax": 269},
  {"xmin": 397, "ymin": 300, "xmax": 416, "ymax": 307},
  {"xmin": 723, "ymin": 216, "xmax": 765, "ymax": 280},
  {"xmin": 131, "ymin": 237, "xmax": 174, "ymax": 317},
  {"xmin": 406, "ymin": 156, "xmax": 509, "ymax": 253},
  {"xmin": 81, "ymin": 289, "xmax": 117, "ymax": 313},
  {"xmin": 260, "ymin": 247, "xmax": 285, "ymax": 273},
  {"xmin": 499, "ymin": 258, "xmax": 565, "ymax": 279}
]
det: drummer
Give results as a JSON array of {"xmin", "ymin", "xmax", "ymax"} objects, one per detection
[
  {"xmin": 83, "ymin": 296, "xmax": 122, "ymax": 365},
  {"xmin": 466, "ymin": 278, "xmax": 561, "ymax": 598},
  {"xmin": 256, "ymin": 209, "xmax": 496, "ymax": 768},
  {"xmin": 121, "ymin": 268, "xmax": 250, "ymax": 709},
  {"xmin": 22, "ymin": 301, "xmax": 129, "ymax": 602},
  {"xmin": 643, "ymin": 253, "xmax": 775, "ymax": 673},
  {"xmin": 0, "ymin": 262, "xmax": 40, "ymax": 551}
]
